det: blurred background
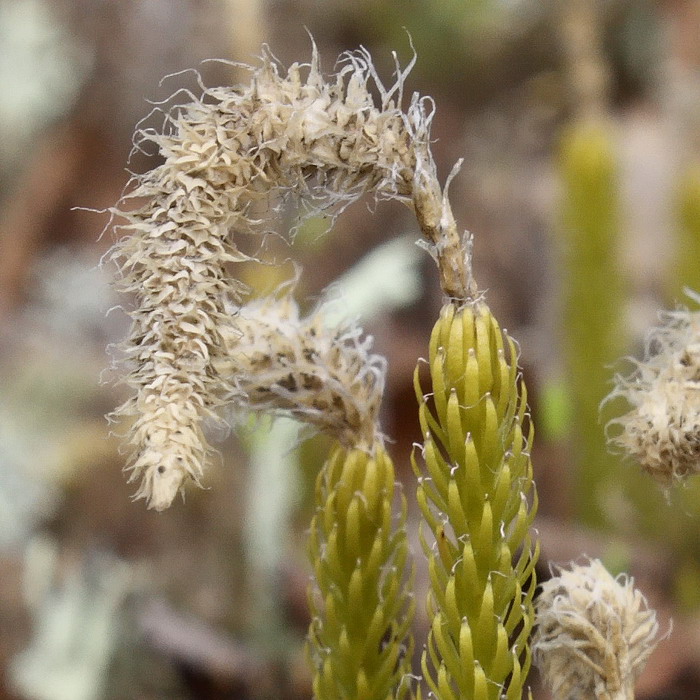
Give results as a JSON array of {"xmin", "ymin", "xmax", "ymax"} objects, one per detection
[{"xmin": 0, "ymin": 0, "xmax": 699, "ymax": 698}]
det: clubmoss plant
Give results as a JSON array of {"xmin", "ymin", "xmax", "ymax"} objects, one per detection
[
  {"xmin": 219, "ymin": 292, "xmax": 385, "ymax": 450},
  {"xmin": 225, "ymin": 293, "xmax": 414, "ymax": 699},
  {"xmin": 107, "ymin": 44, "xmax": 455, "ymax": 698},
  {"xmin": 307, "ymin": 442, "xmax": 414, "ymax": 699},
  {"xmin": 107, "ymin": 40, "xmax": 672, "ymax": 700},
  {"xmin": 674, "ymin": 167, "xmax": 700, "ymax": 298}
]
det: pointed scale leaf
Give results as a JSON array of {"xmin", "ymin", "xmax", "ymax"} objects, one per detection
[
  {"xmin": 446, "ymin": 389, "xmax": 466, "ymax": 457},
  {"xmin": 447, "ymin": 479, "xmax": 469, "ymax": 535},
  {"xmin": 446, "ymin": 309, "xmax": 465, "ymax": 388},
  {"xmin": 475, "ymin": 312, "xmax": 494, "ymax": 396},
  {"xmin": 431, "ymin": 348, "xmax": 449, "ymax": 428},
  {"xmin": 432, "ymin": 612, "xmax": 465, "ymax": 686}
]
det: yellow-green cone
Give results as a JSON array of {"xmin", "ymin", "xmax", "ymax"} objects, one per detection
[
  {"xmin": 413, "ymin": 301, "xmax": 539, "ymax": 700},
  {"xmin": 307, "ymin": 444, "xmax": 415, "ymax": 700}
]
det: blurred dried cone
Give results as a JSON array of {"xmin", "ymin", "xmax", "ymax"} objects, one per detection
[
  {"xmin": 607, "ymin": 292, "xmax": 700, "ymax": 488},
  {"xmin": 533, "ymin": 559, "xmax": 660, "ymax": 700}
]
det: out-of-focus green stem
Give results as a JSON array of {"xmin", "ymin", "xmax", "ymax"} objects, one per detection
[
  {"xmin": 674, "ymin": 164, "xmax": 700, "ymax": 297},
  {"xmin": 559, "ymin": 121, "xmax": 625, "ymax": 529}
]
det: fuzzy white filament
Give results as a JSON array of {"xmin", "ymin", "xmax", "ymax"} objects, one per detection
[{"xmin": 533, "ymin": 559, "xmax": 660, "ymax": 700}]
